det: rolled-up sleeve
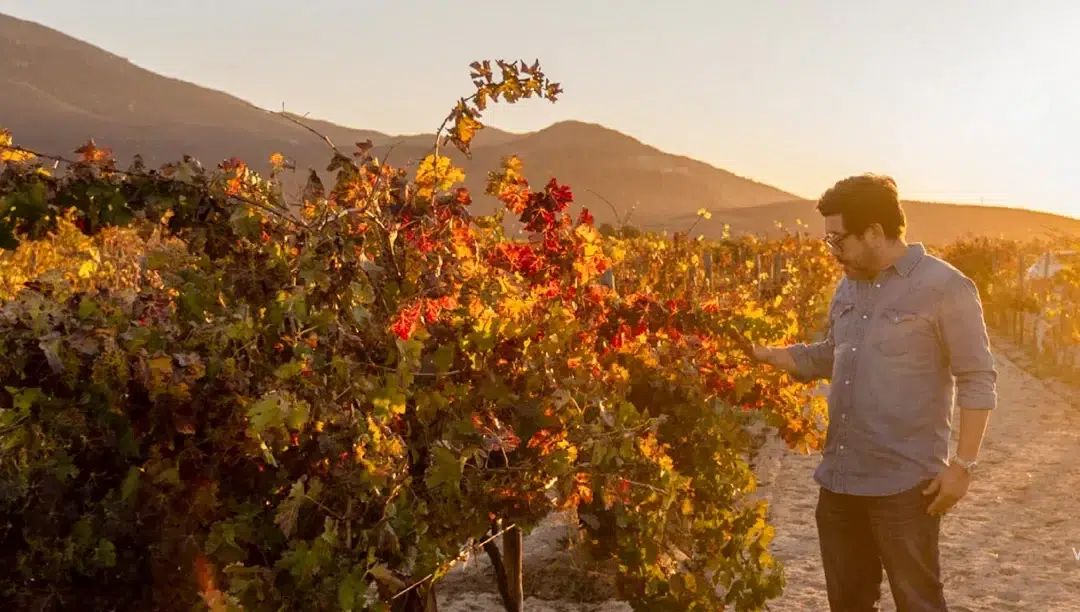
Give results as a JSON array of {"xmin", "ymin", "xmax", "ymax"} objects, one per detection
[
  {"xmin": 788, "ymin": 339, "xmax": 834, "ymax": 382},
  {"xmin": 787, "ymin": 295, "xmax": 837, "ymax": 383},
  {"xmin": 939, "ymin": 273, "xmax": 998, "ymax": 409}
]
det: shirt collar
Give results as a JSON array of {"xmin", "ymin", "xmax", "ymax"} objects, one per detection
[{"xmin": 891, "ymin": 243, "xmax": 925, "ymax": 277}]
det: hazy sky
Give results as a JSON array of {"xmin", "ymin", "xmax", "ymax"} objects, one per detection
[{"xmin": 3, "ymin": 1, "xmax": 1078, "ymax": 218}]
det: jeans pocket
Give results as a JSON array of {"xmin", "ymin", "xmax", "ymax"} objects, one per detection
[{"xmin": 871, "ymin": 479, "xmax": 936, "ymax": 528}]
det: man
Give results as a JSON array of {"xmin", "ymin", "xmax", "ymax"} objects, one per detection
[{"xmin": 748, "ymin": 174, "xmax": 997, "ymax": 611}]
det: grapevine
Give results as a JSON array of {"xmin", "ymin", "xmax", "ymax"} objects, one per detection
[{"xmin": 0, "ymin": 60, "xmax": 835, "ymax": 611}]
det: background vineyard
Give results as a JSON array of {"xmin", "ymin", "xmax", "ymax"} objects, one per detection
[{"xmin": 935, "ymin": 235, "xmax": 1080, "ymax": 381}]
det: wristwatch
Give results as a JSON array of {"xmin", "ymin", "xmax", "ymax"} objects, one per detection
[{"xmin": 950, "ymin": 455, "xmax": 978, "ymax": 474}]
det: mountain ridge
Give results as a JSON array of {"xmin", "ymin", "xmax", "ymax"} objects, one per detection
[{"xmin": 2, "ymin": 11, "xmax": 1078, "ymax": 244}]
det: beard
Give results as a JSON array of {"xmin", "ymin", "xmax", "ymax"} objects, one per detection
[{"xmin": 837, "ymin": 256, "xmax": 868, "ymax": 280}]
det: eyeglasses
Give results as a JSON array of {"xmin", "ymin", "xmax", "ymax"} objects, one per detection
[{"xmin": 824, "ymin": 232, "xmax": 852, "ymax": 250}]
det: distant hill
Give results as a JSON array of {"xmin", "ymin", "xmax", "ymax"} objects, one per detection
[
  {"xmin": 652, "ymin": 199, "xmax": 1080, "ymax": 245},
  {"xmin": 3, "ymin": 12, "xmax": 1078, "ymax": 245},
  {"xmin": 0, "ymin": 13, "xmax": 793, "ymax": 216}
]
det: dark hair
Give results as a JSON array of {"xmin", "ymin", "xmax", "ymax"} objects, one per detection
[{"xmin": 816, "ymin": 173, "xmax": 906, "ymax": 240}]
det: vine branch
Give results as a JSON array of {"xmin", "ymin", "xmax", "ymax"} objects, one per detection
[{"xmin": 0, "ymin": 143, "xmax": 307, "ymax": 228}]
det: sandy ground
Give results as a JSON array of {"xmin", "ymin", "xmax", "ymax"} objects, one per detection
[{"xmin": 437, "ymin": 334, "xmax": 1080, "ymax": 611}]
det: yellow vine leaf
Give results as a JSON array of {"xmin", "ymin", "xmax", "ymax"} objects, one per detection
[
  {"xmin": 415, "ymin": 154, "xmax": 466, "ymax": 199},
  {"xmin": 0, "ymin": 129, "xmax": 35, "ymax": 163},
  {"xmin": 452, "ymin": 113, "xmax": 483, "ymax": 148}
]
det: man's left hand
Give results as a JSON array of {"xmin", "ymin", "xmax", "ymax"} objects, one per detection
[{"xmin": 923, "ymin": 463, "xmax": 971, "ymax": 516}]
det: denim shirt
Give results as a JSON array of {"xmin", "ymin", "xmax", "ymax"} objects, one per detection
[{"xmin": 788, "ymin": 243, "xmax": 998, "ymax": 496}]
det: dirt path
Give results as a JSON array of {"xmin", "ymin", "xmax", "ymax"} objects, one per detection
[{"xmin": 439, "ymin": 335, "xmax": 1080, "ymax": 611}]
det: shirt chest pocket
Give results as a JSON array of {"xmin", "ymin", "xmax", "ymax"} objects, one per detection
[
  {"xmin": 873, "ymin": 308, "xmax": 937, "ymax": 357},
  {"xmin": 830, "ymin": 301, "xmax": 857, "ymax": 344}
]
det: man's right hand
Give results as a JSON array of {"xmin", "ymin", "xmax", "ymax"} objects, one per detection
[
  {"xmin": 726, "ymin": 329, "xmax": 796, "ymax": 372},
  {"xmin": 747, "ymin": 345, "xmax": 798, "ymax": 372}
]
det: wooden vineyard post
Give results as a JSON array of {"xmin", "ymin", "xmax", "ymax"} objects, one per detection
[
  {"xmin": 1042, "ymin": 251, "xmax": 1051, "ymax": 362},
  {"xmin": 686, "ymin": 263, "xmax": 694, "ymax": 293},
  {"xmin": 1016, "ymin": 254, "xmax": 1025, "ymax": 345},
  {"xmin": 771, "ymin": 254, "xmax": 782, "ymax": 293},
  {"xmin": 1058, "ymin": 307, "xmax": 1066, "ymax": 368},
  {"xmin": 483, "ymin": 525, "xmax": 524, "ymax": 612},
  {"xmin": 1073, "ymin": 306, "xmax": 1079, "ymax": 376},
  {"xmin": 599, "ymin": 268, "xmax": 615, "ymax": 293},
  {"xmin": 504, "ymin": 527, "xmax": 523, "ymax": 612},
  {"xmin": 990, "ymin": 252, "xmax": 1000, "ymax": 329},
  {"xmin": 755, "ymin": 254, "xmax": 762, "ymax": 299},
  {"xmin": 704, "ymin": 251, "xmax": 713, "ymax": 288}
]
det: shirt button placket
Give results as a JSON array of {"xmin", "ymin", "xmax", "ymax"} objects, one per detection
[
  {"xmin": 835, "ymin": 362, "xmax": 849, "ymax": 493},
  {"xmin": 839, "ymin": 290, "xmax": 865, "ymax": 495}
]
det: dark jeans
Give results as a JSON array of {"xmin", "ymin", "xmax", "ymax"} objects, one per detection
[{"xmin": 815, "ymin": 479, "xmax": 947, "ymax": 611}]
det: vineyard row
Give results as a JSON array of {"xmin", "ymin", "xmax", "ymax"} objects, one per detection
[{"xmin": 936, "ymin": 236, "xmax": 1080, "ymax": 380}]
